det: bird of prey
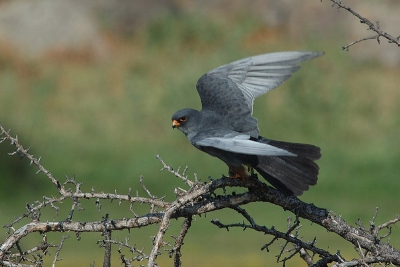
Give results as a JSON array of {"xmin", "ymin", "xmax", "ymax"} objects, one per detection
[{"xmin": 171, "ymin": 51, "xmax": 323, "ymax": 196}]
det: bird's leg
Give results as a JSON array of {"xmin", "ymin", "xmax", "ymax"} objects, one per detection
[
  {"xmin": 228, "ymin": 168, "xmax": 241, "ymax": 179},
  {"xmin": 246, "ymin": 164, "xmax": 256, "ymax": 178},
  {"xmin": 228, "ymin": 165, "xmax": 249, "ymax": 180}
]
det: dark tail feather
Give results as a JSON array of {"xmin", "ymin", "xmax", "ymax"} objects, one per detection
[
  {"xmin": 253, "ymin": 137, "xmax": 321, "ymax": 196},
  {"xmin": 264, "ymin": 138, "xmax": 321, "ymax": 160}
]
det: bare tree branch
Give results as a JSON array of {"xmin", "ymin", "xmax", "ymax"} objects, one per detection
[
  {"xmin": 169, "ymin": 216, "xmax": 192, "ymax": 267},
  {"xmin": 52, "ymin": 235, "xmax": 68, "ymax": 267},
  {"xmin": 101, "ymin": 237, "xmax": 148, "ymax": 266},
  {"xmin": 102, "ymin": 229, "xmax": 112, "ymax": 267},
  {"xmin": 326, "ymin": 0, "xmax": 400, "ymax": 49}
]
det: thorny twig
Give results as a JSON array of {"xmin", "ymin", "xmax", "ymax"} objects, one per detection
[
  {"xmin": 211, "ymin": 209, "xmax": 335, "ymax": 264},
  {"xmin": 102, "ymin": 229, "xmax": 112, "ymax": 267},
  {"xmin": 52, "ymin": 235, "xmax": 69, "ymax": 267},
  {"xmin": 156, "ymin": 155, "xmax": 195, "ymax": 187},
  {"xmin": 0, "ymin": 126, "xmax": 65, "ymax": 194},
  {"xmin": 169, "ymin": 216, "xmax": 193, "ymax": 267},
  {"xmin": 288, "ymin": 214, "xmax": 317, "ymax": 266},
  {"xmin": 327, "ymin": 0, "xmax": 400, "ymax": 49},
  {"xmin": 100, "ymin": 237, "xmax": 149, "ymax": 266}
]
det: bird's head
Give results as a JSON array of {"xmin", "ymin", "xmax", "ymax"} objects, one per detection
[{"xmin": 171, "ymin": 108, "xmax": 201, "ymax": 137}]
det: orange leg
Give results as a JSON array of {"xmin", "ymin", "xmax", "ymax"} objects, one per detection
[{"xmin": 228, "ymin": 165, "xmax": 249, "ymax": 180}]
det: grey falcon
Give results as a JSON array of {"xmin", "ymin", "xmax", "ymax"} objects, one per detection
[{"xmin": 171, "ymin": 51, "xmax": 323, "ymax": 196}]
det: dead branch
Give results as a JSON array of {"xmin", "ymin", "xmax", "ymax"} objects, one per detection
[
  {"xmin": 326, "ymin": 0, "xmax": 400, "ymax": 49},
  {"xmin": 169, "ymin": 216, "xmax": 192, "ymax": 267}
]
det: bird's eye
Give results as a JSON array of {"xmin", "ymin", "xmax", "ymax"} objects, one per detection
[{"xmin": 179, "ymin": 116, "xmax": 187, "ymax": 122}]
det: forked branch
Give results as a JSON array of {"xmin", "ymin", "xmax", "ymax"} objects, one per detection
[{"xmin": 327, "ymin": 0, "xmax": 400, "ymax": 49}]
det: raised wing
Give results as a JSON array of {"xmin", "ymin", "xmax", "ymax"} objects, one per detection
[{"xmin": 196, "ymin": 51, "xmax": 323, "ymax": 135}]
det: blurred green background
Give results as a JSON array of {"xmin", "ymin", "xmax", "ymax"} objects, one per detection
[{"xmin": 1, "ymin": 1, "xmax": 400, "ymax": 266}]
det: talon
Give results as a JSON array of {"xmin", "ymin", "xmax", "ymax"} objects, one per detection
[{"xmin": 246, "ymin": 164, "xmax": 254, "ymax": 173}]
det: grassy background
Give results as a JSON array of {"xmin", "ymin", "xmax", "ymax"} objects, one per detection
[{"xmin": 1, "ymin": 11, "xmax": 400, "ymax": 267}]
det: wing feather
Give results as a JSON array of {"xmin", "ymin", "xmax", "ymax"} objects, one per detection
[
  {"xmin": 195, "ymin": 51, "xmax": 324, "ymax": 136},
  {"xmin": 198, "ymin": 51, "xmax": 324, "ymax": 114},
  {"xmin": 195, "ymin": 135, "xmax": 296, "ymax": 156}
]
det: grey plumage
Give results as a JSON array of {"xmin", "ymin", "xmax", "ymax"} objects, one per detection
[{"xmin": 171, "ymin": 51, "xmax": 323, "ymax": 196}]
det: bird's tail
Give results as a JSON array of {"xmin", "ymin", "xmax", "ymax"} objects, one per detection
[{"xmin": 253, "ymin": 137, "xmax": 321, "ymax": 196}]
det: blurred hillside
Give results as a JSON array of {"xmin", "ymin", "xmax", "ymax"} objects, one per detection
[
  {"xmin": 0, "ymin": 0, "xmax": 399, "ymax": 64},
  {"xmin": 0, "ymin": 1, "xmax": 400, "ymax": 266}
]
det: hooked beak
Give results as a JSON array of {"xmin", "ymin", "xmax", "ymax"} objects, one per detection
[{"xmin": 172, "ymin": 119, "xmax": 180, "ymax": 129}]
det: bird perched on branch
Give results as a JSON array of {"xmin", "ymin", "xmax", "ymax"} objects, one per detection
[{"xmin": 172, "ymin": 51, "xmax": 323, "ymax": 196}]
